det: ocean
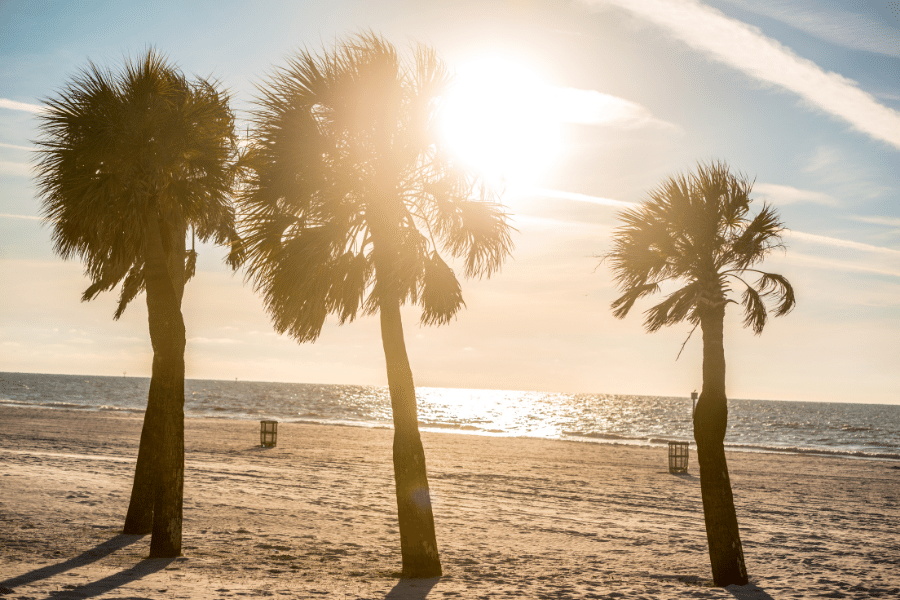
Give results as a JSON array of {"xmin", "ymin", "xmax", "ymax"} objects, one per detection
[{"xmin": 1, "ymin": 372, "xmax": 898, "ymax": 461}]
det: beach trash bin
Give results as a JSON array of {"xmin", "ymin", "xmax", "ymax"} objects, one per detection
[
  {"xmin": 667, "ymin": 441, "xmax": 689, "ymax": 473},
  {"xmin": 260, "ymin": 420, "xmax": 278, "ymax": 447}
]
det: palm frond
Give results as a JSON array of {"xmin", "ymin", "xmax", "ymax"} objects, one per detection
[
  {"xmin": 253, "ymin": 229, "xmax": 345, "ymax": 342},
  {"xmin": 643, "ymin": 280, "xmax": 702, "ymax": 333},
  {"xmin": 728, "ymin": 204, "xmax": 785, "ymax": 270},
  {"xmin": 184, "ymin": 249, "xmax": 198, "ymax": 283},
  {"xmin": 419, "ymin": 251, "xmax": 465, "ymax": 326},
  {"xmin": 758, "ymin": 272, "xmax": 796, "ymax": 317},
  {"xmin": 366, "ymin": 226, "xmax": 429, "ymax": 312},
  {"xmin": 114, "ymin": 265, "xmax": 146, "ymax": 320},
  {"xmin": 225, "ymin": 229, "xmax": 245, "ymax": 270},
  {"xmin": 239, "ymin": 33, "xmax": 512, "ymax": 337},
  {"xmin": 740, "ymin": 285, "xmax": 767, "ymax": 335},
  {"xmin": 431, "ymin": 191, "xmax": 514, "ymax": 279},
  {"xmin": 610, "ymin": 281, "xmax": 661, "ymax": 320},
  {"xmin": 34, "ymin": 48, "xmax": 240, "ymax": 315},
  {"xmin": 328, "ymin": 250, "xmax": 372, "ymax": 324}
]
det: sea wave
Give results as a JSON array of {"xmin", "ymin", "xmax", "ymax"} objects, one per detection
[
  {"xmin": 3, "ymin": 372, "xmax": 899, "ymax": 463},
  {"xmin": 97, "ymin": 404, "xmax": 143, "ymax": 413},
  {"xmin": 1, "ymin": 399, "xmax": 106, "ymax": 411},
  {"xmin": 723, "ymin": 442, "xmax": 900, "ymax": 461},
  {"xmin": 562, "ymin": 430, "xmax": 643, "ymax": 442}
]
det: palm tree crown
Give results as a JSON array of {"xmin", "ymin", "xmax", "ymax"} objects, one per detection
[
  {"xmin": 34, "ymin": 49, "xmax": 242, "ymax": 315},
  {"xmin": 606, "ymin": 161, "xmax": 795, "ymax": 335},
  {"xmin": 239, "ymin": 33, "xmax": 513, "ymax": 339}
]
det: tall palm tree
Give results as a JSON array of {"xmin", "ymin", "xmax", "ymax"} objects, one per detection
[
  {"xmin": 605, "ymin": 161, "xmax": 795, "ymax": 586},
  {"xmin": 239, "ymin": 33, "xmax": 513, "ymax": 578},
  {"xmin": 34, "ymin": 50, "xmax": 242, "ymax": 557}
]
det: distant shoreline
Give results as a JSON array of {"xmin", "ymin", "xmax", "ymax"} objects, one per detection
[
  {"xmin": 0, "ymin": 402, "xmax": 898, "ymax": 464},
  {"xmin": 3, "ymin": 370, "xmax": 894, "ymax": 407}
]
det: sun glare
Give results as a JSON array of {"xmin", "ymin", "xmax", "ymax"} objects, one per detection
[{"xmin": 439, "ymin": 56, "xmax": 561, "ymax": 188}]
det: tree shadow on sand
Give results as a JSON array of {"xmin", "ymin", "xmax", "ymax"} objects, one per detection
[
  {"xmin": 384, "ymin": 577, "xmax": 440, "ymax": 599},
  {"xmin": 0, "ymin": 533, "xmax": 144, "ymax": 588},
  {"xmin": 44, "ymin": 556, "xmax": 175, "ymax": 599},
  {"xmin": 726, "ymin": 583, "xmax": 776, "ymax": 599},
  {"xmin": 247, "ymin": 446, "xmax": 278, "ymax": 453}
]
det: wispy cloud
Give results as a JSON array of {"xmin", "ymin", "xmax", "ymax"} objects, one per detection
[
  {"xmin": 0, "ymin": 161, "xmax": 31, "ymax": 177},
  {"xmin": 717, "ymin": 0, "xmax": 900, "ymax": 57},
  {"xmin": 524, "ymin": 187, "xmax": 636, "ymax": 208},
  {"xmin": 0, "ymin": 142, "xmax": 33, "ymax": 151},
  {"xmin": 787, "ymin": 251, "xmax": 900, "ymax": 279},
  {"xmin": 549, "ymin": 87, "xmax": 678, "ymax": 129},
  {"xmin": 850, "ymin": 215, "xmax": 900, "ymax": 228},
  {"xmin": 753, "ymin": 183, "xmax": 839, "ymax": 206},
  {"xmin": 786, "ymin": 229, "xmax": 900, "ymax": 257},
  {"xmin": 512, "ymin": 213, "xmax": 611, "ymax": 231},
  {"xmin": 803, "ymin": 145, "xmax": 841, "ymax": 173},
  {"xmin": 452, "ymin": 55, "xmax": 672, "ymax": 132},
  {"xmin": 529, "ymin": 187, "xmax": 900, "ymax": 262},
  {"xmin": 582, "ymin": 0, "xmax": 900, "ymax": 150},
  {"xmin": 0, "ymin": 98, "xmax": 43, "ymax": 113},
  {"xmin": 0, "ymin": 213, "xmax": 40, "ymax": 220},
  {"xmin": 800, "ymin": 145, "xmax": 890, "ymax": 202}
]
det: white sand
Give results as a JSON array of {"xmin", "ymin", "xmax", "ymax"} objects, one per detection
[{"xmin": 1, "ymin": 406, "xmax": 898, "ymax": 599}]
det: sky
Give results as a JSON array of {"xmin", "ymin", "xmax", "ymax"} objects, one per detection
[{"xmin": 1, "ymin": 0, "xmax": 898, "ymax": 405}]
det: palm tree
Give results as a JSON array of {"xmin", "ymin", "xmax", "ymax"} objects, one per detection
[
  {"xmin": 34, "ymin": 50, "xmax": 241, "ymax": 557},
  {"xmin": 605, "ymin": 161, "xmax": 795, "ymax": 586},
  {"xmin": 239, "ymin": 33, "xmax": 513, "ymax": 578}
]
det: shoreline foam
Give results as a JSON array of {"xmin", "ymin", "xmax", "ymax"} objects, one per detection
[{"xmin": 3, "ymin": 396, "xmax": 898, "ymax": 463}]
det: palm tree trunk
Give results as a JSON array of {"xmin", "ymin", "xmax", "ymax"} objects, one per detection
[
  {"xmin": 122, "ymin": 222, "xmax": 187, "ymax": 540},
  {"xmin": 124, "ymin": 216, "xmax": 186, "ymax": 557},
  {"xmin": 379, "ymin": 297, "xmax": 442, "ymax": 578},
  {"xmin": 122, "ymin": 413, "xmax": 155, "ymax": 533},
  {"xmin": 693, "ymin": 305, "xmax": 748, "ymax": 586}
]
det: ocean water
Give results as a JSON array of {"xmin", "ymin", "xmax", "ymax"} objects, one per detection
[{"xmin": 1, "ymin": 372, "xmax": 898, "ymax": 461}]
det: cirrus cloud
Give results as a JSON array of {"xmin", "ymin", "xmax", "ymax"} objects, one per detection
[
  {"xmin": 753, "ymin": 183, "xmax": 840, "ymax": 206},
  {"xmin": 581, "ymin": 0, "xmax": 900, "ymax": 150},
  {"xmin": 548, "ymin": 87, "xmax": 678, "ymax": 130},
  {"xmin": 0, "ymin": 98, "xmax": 43, "ymax": 113},
  {"xmin": 0, "ymin": 161, "xmax": 31, "ymax": 177}
]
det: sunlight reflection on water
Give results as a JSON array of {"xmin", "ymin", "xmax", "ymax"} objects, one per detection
[{"xmin": 1, "ymin": 373, "xmax": 898, "ymax": 460}]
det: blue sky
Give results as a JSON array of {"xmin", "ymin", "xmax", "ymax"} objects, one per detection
[{"xmin": 1, "ymin": 0, "xmax": 898, "ymax": 404}]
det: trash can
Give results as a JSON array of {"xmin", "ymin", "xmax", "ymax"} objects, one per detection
[
  {"xmin": 260, "ymin": 420, "xmax": 278, "ymax": 448},
  {"xmin": 667, "ymin": 441, "xmax": 689, "ymax": 473}
]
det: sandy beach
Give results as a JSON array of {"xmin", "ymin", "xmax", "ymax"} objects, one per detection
[{"xmin": 1, "ymin": 406, "xmax": 898, "ymax": 599}]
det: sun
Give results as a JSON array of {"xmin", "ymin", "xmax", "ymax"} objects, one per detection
[{"xmin": 438, "ymin": 56, "xmax": 561, "ymax": 188}]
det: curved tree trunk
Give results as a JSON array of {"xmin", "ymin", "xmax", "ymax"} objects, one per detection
[
  {"xmin": 379, "ymin": 297, "xmax": 442, "ymax": 578},
  {"xmin": 123, "ymin": 225, "xmax": 186, "ymax": 534},
  {"xmin": 693, "ymin": 305, "xmax": 748, "ymax": 586},
  {"xmin": 122, "ymin": 216, "xmax": 186, "ymax": 557}
]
